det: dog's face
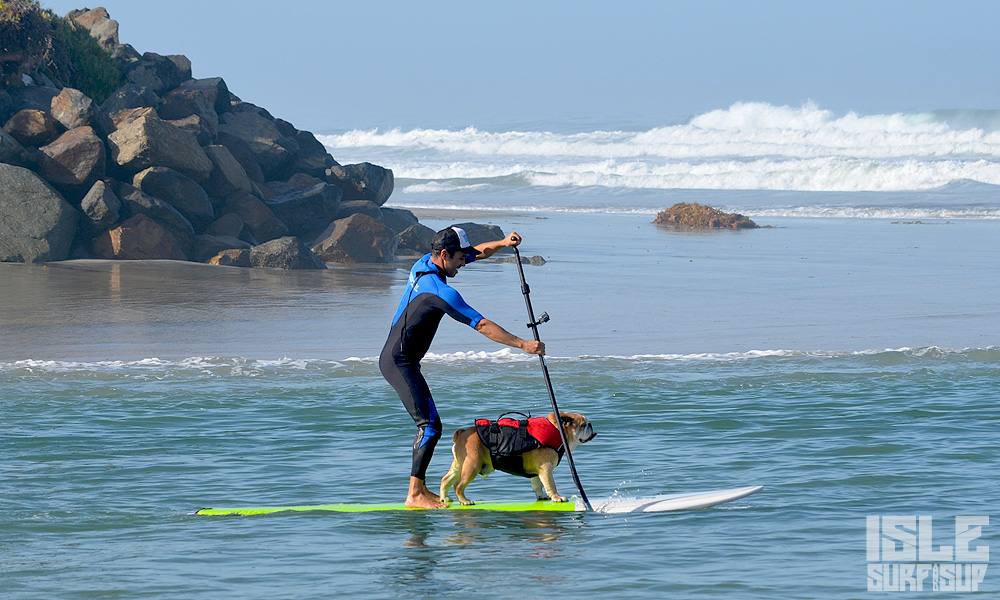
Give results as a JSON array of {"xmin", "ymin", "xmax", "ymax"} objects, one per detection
[{"xmin": 550, "ymin": 412, "xmax": 597, "ymax": 450}]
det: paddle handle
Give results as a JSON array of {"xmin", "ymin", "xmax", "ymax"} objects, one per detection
[{"xmin": 512, "ymin": 245, "xmax": 594, "ymax": 512}]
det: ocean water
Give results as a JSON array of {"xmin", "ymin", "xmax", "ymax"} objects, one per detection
[{"xmin": 3, "ymin": 103, "xmax": 998, "ymax": 598}]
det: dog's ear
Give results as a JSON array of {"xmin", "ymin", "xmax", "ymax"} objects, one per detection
[{"xmin": 560, "ymin": 414, "xmax": 575, "ymax": 426}]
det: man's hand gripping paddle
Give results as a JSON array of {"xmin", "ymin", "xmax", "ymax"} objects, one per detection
[{"xmin": 512, "ymin": 245, "xmax": 594, "ymax": 512}]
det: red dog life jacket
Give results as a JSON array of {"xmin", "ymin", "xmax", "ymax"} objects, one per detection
[{"xmin": 474, "ymin": 415, "xmax": 564, "ymax": 478}]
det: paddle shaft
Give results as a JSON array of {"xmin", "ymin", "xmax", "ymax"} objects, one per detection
[{"xmin": 511, "ymin": 246, "xmax": 594, "ymax": 512}]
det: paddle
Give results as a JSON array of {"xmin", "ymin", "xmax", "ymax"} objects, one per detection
[{"xmin": 511, "ymin": 245, "xmax": 594, "ymax": 512}]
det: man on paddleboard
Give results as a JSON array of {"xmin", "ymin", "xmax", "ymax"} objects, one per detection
[{"xmin": 380, "ymin": 227, "xmax": 545, "ymax": 509}]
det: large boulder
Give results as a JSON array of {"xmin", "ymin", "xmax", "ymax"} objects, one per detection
[
  {"xmin": 265, "ymin": 182, "xmax": 342, "ymax": 241},
  {"xmin": 0, "ymin": 127, "xmax": 32, "ymax": 167},
  {"xmin": 166, "ymin": 114, "xmax": 212, "ymax": 146},
  {"xmin": 132, "ymin": 167, "xmax": 214, "ymax": 231},
  {"xmin": 449, "ymin": 222, "xmax": 505, "ymax": 246},
  {"xmin": 66, "ymin": 7, "xmax": 120, "ymax": 51},
  {"xmin": 395, "ymin": 223, "xmax": 436, "ymax": 256},
  {"xmin": 100, "ymin": 83, "xmax": 160, "ymax": 117},
  {"xmin": 286, "ymin": 128, "xmax": 336, "ymax": 178},
  {"xmin": 202, "ymin": 144, "xmax": 251, "ymax": 199},
  {"xmin": 652, "ymin": 202, "xmax": 760, "ymax": 229},
  {"xmin": 3, "ymin": 108, "xmax": 62, "ymax": 147},
  {"xmin": 176, "ymin": 78, "xmax": 232, "ymax": 114},
  {"xmin": 80, "ymin": 179, "xmax": 122, "ymax": 229},
  {"xmin": 107, "ymin": 110, "xmax": 213, "ymax": 180},
  {"xmin": 50, "ymin": 87, "xmax": 113, "ymax": 137},
  {"xmin": 157, "ymin": 88, "xmax": 219, "ymax": 139},
  {"xmin": 209, "ymin": 248, "xmax": 251, "ymax": 267},
  {"xmin": 217, "ymin": 105, "xmax": 298, "ymax": 179},
  {"xmin": 336, "ymin": 200, "xmax": 383, "ymax": 222},
  {"xmin": 38, "ymin": 126, "xmax": 106, "ymax": 192},
  {"xmin": 93, "ymin": 213, "xmax": 186, "ymax": 260},
  {"xmin": 326, "ymin": 162, "xmax": 394, "ymax": 206},
  {"xmin": 216, "ymin": 130, "xmax": 264, "ymax": 183},
  {"xmin": 381, "ymin": 207, "xmax": 419, "ymax": 233},
  {"xmin": 311, "ymin": 213, "xmax": 397, "ymax": 264},
  {"xmin": 118, "ymin": 182, "xmax": 195, "ymax": 252},
  {"xmin": 192, "ymin": 234, "xmax": 250, "ymax": 262},
  {"xmin": 124, "ymin": 52, "xmax": 187, "ymax": 96},
  {"xmin": 221, "ymin": 192, "xmax": 288, "ymax": 243},
  {"xmin": 0, "ymin": 163, "xmax": 79, "ymax": 263},
  {"xmin": 250, "ymin": 236, "xmax": 326, "ymax": 270}
]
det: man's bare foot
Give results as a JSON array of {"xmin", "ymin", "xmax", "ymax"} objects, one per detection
[
  {"xmin": 405, "ymin": 491, "xmax": 447, "ymax": 509},
  {"xmin": 406, "ymin": 476, "xmax": 447, "ymax": 509}
]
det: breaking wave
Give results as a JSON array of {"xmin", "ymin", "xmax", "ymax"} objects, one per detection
[{"xmin": 319, "ymin": 102, "xmax": 1000, "ymax": 193}]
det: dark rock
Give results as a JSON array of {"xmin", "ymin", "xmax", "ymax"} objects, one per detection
[
  {"xmin": 260, "ymin": 180, "xmax": 297, "ymax": 198},
  {"xmin": 101, "ymin": 83, "xmax": 160, "ymax": 117},
  {"xmin": 192, "ymin": 234, "xmax": 250, "ymax": 262},
  {"xmin": 311, "ymin": 213, "xmax": 397, "ymax": 264},
  {"xmin": 250, "ymin": 236, "xmax": 326, "ymax": 270},
  {"xmin": 209, "ymin": 248, "xmax": 251, "ymax": 267},
  {"xmin": 216, "ymin": 130, "xmax": 264, "ymax": 183},
  {"xmin": 8, "ymin": 85, "xmax": 61, "ymax": 114},
  {"xmin": 381, "ymin": 207, "xmax": 419, "ymax": 233},
  {"xmin": 202, "ymin": 144, "xmax": 251, "ymax": 199},
  {"xmin": 80, "ymin": 179, "xmax": 122, "ymax": 229},
  {"xmin": 396, "ymin": 223, "xmax": 436, "ymax": 256},
  {"xmin": 286, "ymin": 129, "xmax": 336, "ymax": 178},
  {"xmin": 0, "ymin": 127, "xmax": 32, "ymax": 167},
  {"xmin": 93, "ymin": 213, "xmax": 186, "ymax": 260},
  {"xmin": 206, "ymin": 212, "xmax": 244, "ymax": 238},
  {"xmin": 118, "ymin": 182, "xmax": 195, "ymax": 252},
  {"xmin": 0, "ymin": 88, "xmax": 13, "ymax": 125},
  {"xmin": 449, "ymin": 222, "xmax": 505, "ymax": 246},
  {"xmin": 166, "ymin": 55, "xmax": 192, "ymax": 81},
  {"xmin": 176, "ymin": 78, "xmax": 232, "ymax": 114},
  {"xmin": 124, "ymin": 52, "xmax": 186, "ymax": 96},
  {"xmin": 157, "ymin": 88, "xmax": 218, "ymax": 138},
  {"xmin": 217, "ymin": 105, "xmax": 298, "ymax": 179},
  {"xmin": 652, "ymin": 202, "xmax": 760, "ymax": 229},
  {"xmin": 0, "ymin": 163, "xmax": 79, "ymax": 263},
  {"xmin": 38, "ymin": 126, "xmax": 106, "ymax": 192},
  {"xmin": 222, "ymin": 192, "xmax": 288, "ymax": 243},
  {"xmin": 492, "ymin": 254, "xmax": 547, "ymax": 266},
  {"xmin": 107, "ymin": 110, "xmax": 213, "ymax": 180},
  {"xmin": 3, "ymin": 109, "xmax": 62, "ymax": 147},
  {"xmin": 287, "ymin": 172, "xmax": 323, "ymax": 190},
  {"xmin": 336, "ymin": 200, "xmax": 383, "ymax": 222},
  {"xmin": 132, "ymin": 167, "xmax": 214, "ymax": 231},
  {"xmin": 166, "ymin": 114, "xmax": 212, "ymax": 146},
  {"xmin": 326, "ymin": 162, "xmax": 394, "ymax": 206},
  {"xmin": 265, "ymin": 182, "xmax": 342, "ymax": 241}
]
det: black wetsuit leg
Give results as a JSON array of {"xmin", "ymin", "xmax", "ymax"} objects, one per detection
[{"xmin": 379, "ymin": 353, "xmax": 442, "ymax": 480}]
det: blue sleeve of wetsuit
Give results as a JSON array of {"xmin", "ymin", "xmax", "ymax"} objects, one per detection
[{"xmin": 437, "ymin": 286, "xmax": 484, "ymax": 329}]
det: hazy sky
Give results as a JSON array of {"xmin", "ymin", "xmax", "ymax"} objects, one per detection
[{"xmin": 40, "ymin": 0, "xmax": 1000, "ymax": 132}]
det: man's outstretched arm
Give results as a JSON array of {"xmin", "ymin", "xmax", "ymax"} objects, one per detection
[{"xmin": 475, "ymin": 318, "xmax": 545, "ymax": 355}]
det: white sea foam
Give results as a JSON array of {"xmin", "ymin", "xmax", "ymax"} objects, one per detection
[
  {"xmin": 5, "ymin": 346, "xmax": 996, "ymax": 373},
  {"xmin": 319, "ymin": 102, "xmax": 1000, "ymax": 193}
]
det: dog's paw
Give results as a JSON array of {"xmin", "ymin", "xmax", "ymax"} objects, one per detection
[
  {"xmin": 460, "ymin": 499, "xmax": 476, "ymax": 506},
  {"xmin": 550, "ymin": 494, "xmax": 567, "ymax": 503}
]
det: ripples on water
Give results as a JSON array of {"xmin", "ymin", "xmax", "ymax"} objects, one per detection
[{"xmin": 3, "ymin": 348, "xmax": 997, "ymax": 598}]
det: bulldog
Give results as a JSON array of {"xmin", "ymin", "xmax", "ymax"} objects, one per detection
[{"xmin": 439, "ymin": 412, "xmax": 596, "ymax": 505}]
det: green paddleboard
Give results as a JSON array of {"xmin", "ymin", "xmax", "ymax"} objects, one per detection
[{"xmin": 196, "ymin": 499, "xmax": 584, "ymax": 516}]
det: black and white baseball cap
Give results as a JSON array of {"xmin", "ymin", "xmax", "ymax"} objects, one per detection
[{"xmin": 431, "ymin": 227, "xmax": 481, "ymax": 256}]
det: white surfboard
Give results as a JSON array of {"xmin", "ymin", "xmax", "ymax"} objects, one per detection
[{"xmin": 591, "ymin": 485, "xmax": 763, "ymax": 514}]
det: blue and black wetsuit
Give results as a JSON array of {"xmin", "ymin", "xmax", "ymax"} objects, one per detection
[{"xmin": 379, "ymin": 253, "xmax": 483, "ymax": 480}]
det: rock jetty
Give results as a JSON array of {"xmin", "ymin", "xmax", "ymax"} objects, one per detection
[
  {"xmin": 652, "ymin": 202, "xmax": 759, "ymax": 229},
  {"xmin": 1, "ymin": 4, "xmax": 444, "ymax": 269}
]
